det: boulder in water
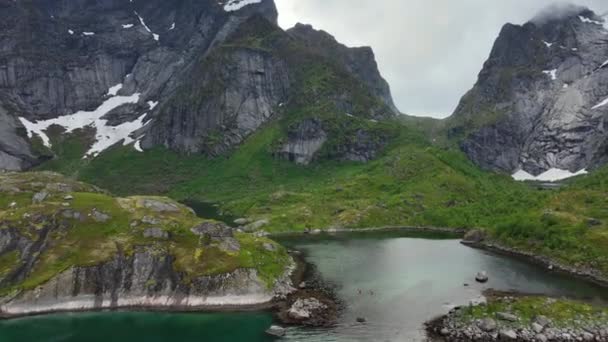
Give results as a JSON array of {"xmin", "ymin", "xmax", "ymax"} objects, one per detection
[
  {"xmin": 475, "ymin": 271, "xmax": 488, "ymax": 283},
  {"xmin": 265, "ymin": 325, "xmax": 286, "ymax": 337}
]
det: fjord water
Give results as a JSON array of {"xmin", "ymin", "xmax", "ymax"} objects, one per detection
[{"xmin": 2, "ymin": 231, "xmax": 606, "ymax": 342}]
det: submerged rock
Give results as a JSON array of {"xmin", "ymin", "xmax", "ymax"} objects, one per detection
[{"xmin": 265, "ymin": 325, "xmax": 286, "ymax": 337}]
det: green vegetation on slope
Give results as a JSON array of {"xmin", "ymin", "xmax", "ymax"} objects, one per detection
[
  {"xmin": 29, "ymin": 12, "xmax": 608, "ymax": 280},
  {"xmin": 460, "ymin": 295, "xmax": 608, "ymax": 329},
  {"xmin": 0, "ymin": 172, "xmax": 291, "ymax": 294}
]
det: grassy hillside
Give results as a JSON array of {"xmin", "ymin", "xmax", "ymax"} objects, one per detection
[{"xmin": 27, "ymin": 13, "xmax": 608, "ymax": 279}]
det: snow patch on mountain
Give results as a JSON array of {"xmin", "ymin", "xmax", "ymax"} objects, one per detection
[
  {"xmin": 592, "ymin": 97, "xmax": 608, "ymax": 110},
  {"xmin": 543, "ymin": 69, "xmax": 558, "ymax": 80},
  {"xmin": 18, "ymin": 87, "xmax": 149, "ymax": 158},
  {"xmin": 135, "ymin": 12, "xmax": 159, "ymax": 41},
  {"xmin": 107, "ymin": 84, "xmax": 123, "ymax": 96},
  {"xmin": 223, "ymin": 0, "xmax": 262, "ymax": 12},
  {"xmin": 512, "ymin": 168, "xmax": 588, "ymax": 182}
]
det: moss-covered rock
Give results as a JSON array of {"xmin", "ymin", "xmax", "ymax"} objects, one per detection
[{"xmin": 0, "ymin": 172, "xmax": 293, "ymax": 316}]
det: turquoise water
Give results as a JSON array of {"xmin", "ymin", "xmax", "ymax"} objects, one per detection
[
  {"xmin": 0, "ymin": 311, "xmax": 275, "ymax": 342},
  {"xmin": 2, "ymin": 231, "xmax": 607, "ymax": 342}
]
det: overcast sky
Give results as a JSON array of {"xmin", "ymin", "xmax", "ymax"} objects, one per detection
[{"xmin": 274, "ymin": 0, "xmax": 608, "ymax": 118}]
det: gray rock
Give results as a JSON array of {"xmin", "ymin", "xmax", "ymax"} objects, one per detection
[
  {"xmin": 288, "ymin": 298, "xmax": 327, "ymax": 320},
  {"xmin": 582, "ymin": 332, "xmax": 594, "ymax": 341},
  {"xmin": 32, "ymin": 191, "xmax": 49, "ymax": 204},
  {"xmin": 535, "ymin": 315, "xmax": 551, "ymax": 327},
  {"xmin": 141, "ymin": 199, "xmax": 180, "ymax": 213},
  {"xmin": 497, "ymin": 312, "xmax": 519, "ymax": 322},
  {"xmin": 276, "ymin": 119, "xmax": 328, "ymax": 165},
  {"xmin": 218, "ymin": 237, "xmax": 241, "ymax": 252},
  {"xmin": 536, "ymin": 333, "xmax": 548, "ymax": 342},
  {"xmin": 234, "ymin": 218, "xmax": 249, "ymax": 225},
  {"xmin": 142, "ymin": 216, "xmax": 161, "ymax": 225},
  {"xmin": 263, "ymin": 242, "xmax": 277, "ymax": 252},
  {"xmin": 475, "ymin": 271, "xmax": 489, "ymax": 283},
  {"xmin": 190, "ymin": 222, "xmax": 233, "ymax": 238},
  {"xmin": 265, "ymin": 325, "xmax": 286, "ymax": 337},
  {"xmin": 143, "ymin": 228, "xmax": 169, "ymax": 239},
  {"xmin": 478, "ymin": 318, "xmax": 497, "ymax": 332},
  {"xmin": 63, "ymin": 195, "xmax": 74, "ymax": 201},
  {"xmin": 463, "ymin": 229, "xmax": 486, "ymax": 243},
  {"xmin": 91, "ymin": 210, "xmax": 111, "ymax": 223},
  {"xmin": 246, "ymin": 219, "xmax": 269, "ymax": 231},
  {"xmin": 532, "ymin": 322, "xmax": 544, "ymax": 333},
  {"xmin": 499, "ymin": 329, "xmax": 518, "ymax": 340}
]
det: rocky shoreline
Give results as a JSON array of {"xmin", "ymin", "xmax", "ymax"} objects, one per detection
[
  {"xmin": 461, "ymin": 230, "xmax": 608, "ymax": 288},
  {"xmin": 267, "ymin": 225, "xmax": 467, "ymax": 238},
  {"xmin": 426, "ymin": 292, "xmax": 608, "ymax": 342}
]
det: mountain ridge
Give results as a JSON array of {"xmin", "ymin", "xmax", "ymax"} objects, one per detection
[{"xmin": 448, "ymin": 5, "xmax": 608, "ymax": 177}]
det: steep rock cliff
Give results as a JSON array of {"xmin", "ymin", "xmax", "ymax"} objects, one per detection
[
  {"xmin": 0, "ymin": 0, "xmax": 397, "ymax": 170},
  {"xmin": 450, "ymin": 5, "xmax": 608, "ymax": 176}
]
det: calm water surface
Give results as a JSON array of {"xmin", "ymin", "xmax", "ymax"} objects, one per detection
[{"xmin": 2, "ymin": 231, "xmax": 607, "ymax": 342}]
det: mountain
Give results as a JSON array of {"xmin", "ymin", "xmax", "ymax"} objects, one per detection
[
  {"xmin": 448, "ymin": 4, "xmax": 608, "ymax": 177},
  {"xmin": 0, "ymin": 0, "xmax": 396, "ymax": 170}
]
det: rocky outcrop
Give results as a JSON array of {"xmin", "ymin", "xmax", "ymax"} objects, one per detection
[
  {"xmin": 275, "ymin": 119, "xmax": 389, "ymax": 164},
  {"xmin": 0, "ymin": 172, "xmax": 295, "ymax": 317},
  {"xmin": 276, "ymin": 119, "xmax": 327, "ymax": 165},
  {"xmin": 287, "ymin": 23, "xmax": 398, "ymax": 113},
  {"xmin": 450, "ymin": 5, "xmax": 608, "ymax": 176},
  {"xmin": 143, "ymin": 46, "xmax": 290, "ymax": 156},
  {"xmin": 427, "ymin": 295, "xmax": 608, "ymax": 341},
  {"xmin": 0, "ymin": 247, "xmax": 285, "ymax": 316}
]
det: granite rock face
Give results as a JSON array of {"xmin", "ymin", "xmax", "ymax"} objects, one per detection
[
  {"xmin": 0, "ymin": 0, "xmax": 279, "ymax": 169},
  {"xmin": 450, "ymin": 5, "xmax": 608, "ymax": 176},
  {"xmin": 0, "ymin": 0, "xmax": 396, "ymax": 170}
]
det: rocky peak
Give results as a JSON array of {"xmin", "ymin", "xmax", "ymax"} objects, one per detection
[
  {"xmin": 450, "ymin": 5, "xmax": 608, "ymax": 178},
  {"xmin": 287, "ymin": 23, "xmax": 398, "ymax": 113}
]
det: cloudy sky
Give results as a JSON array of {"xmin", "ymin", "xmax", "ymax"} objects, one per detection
[{"xmin": 274, "ymin": 0, "xmax": 608, "ymax": 118}]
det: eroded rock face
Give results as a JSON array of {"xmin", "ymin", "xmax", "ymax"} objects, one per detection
[
  {"xmin": 450, "ymin": 6, "xmax": 608, "ymax": 175},
  {"xmin": 1, "ymin": 0, "xmax": 397, "ymax": 170},
  {"xmin": 276, "ymin": 119, "xmax": 327, "ymax": 165},
  {"xmin": 0, "ymin": 0, "xmax": 279, "ymax": 170},
  {"xmin": 0, "ymin": 247, "xmax": 274, "ymax": 316}
]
